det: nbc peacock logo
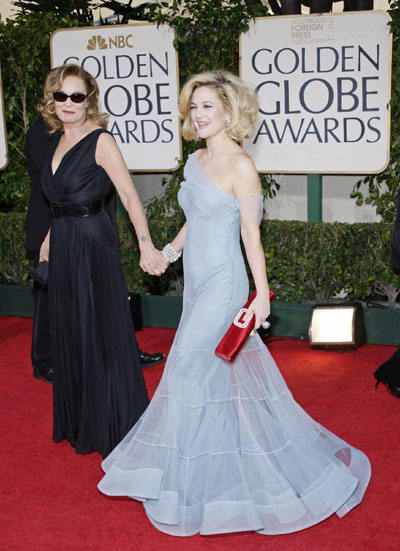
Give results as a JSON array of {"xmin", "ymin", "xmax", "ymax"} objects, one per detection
[{"xmin": 87, "ymin": 35, "xmax": 108, "ymax": 50}]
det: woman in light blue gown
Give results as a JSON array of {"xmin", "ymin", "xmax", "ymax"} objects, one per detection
[{"xmin": 98, "ymin": 70, "xmax": 371, "ymax": 536}]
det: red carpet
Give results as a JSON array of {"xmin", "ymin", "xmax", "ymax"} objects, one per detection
[{"xmin": 0, "ymin": 316, "xmax": 398, "ymax": 551}]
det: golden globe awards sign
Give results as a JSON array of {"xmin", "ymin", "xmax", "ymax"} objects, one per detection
[
  {"xmin": 51, "ymin": 24, "xmax": 181, "ymax": 171},
  {"xmin": 240, "ymin": 12, "xmax": 392, "ymax": 174},
  {"xmin": 0, "ymin": 68, "xmax": 8, "ymax": 170}
]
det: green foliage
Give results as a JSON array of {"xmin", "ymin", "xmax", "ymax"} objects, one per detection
[
  {"xmin": 263, "ymin": 220, "xmax": 400, "ymax": 306},
  {"xmin": 117, "ymin": 216, "xmax": 142, "ymax": 291},
  {"xmin": 351, "ymin": 0, "xmax": 400, "ymax": 223},
  {"xmin": 0, "ymin": 212, "xmax": 31, "ymax": 283},
  {"xmin": 94, "ymin": 1, "xmax": 154, "ymax": 23},
  {"xmin": 0, "ymin": 11, "xmax": 89, "ymax": 211},
  {"xmin": 148, "ymin": 0, "xmax": 267, "ymax": 83},
  {"xmin": 12, "ymin": 0, "xmax": 95, "ymax": 22},
  {"xmin": 2, "ymin": 212, "xmax": 399, "ymax": 307}
]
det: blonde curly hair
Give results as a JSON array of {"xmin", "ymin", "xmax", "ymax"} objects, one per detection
[
  {"xmin": 38, "ymin": 64, "xmax": 109, "ymax": 133},
  {"xmin": 179, "ymin": 70, "xmax": 259, "ymax": 142}
]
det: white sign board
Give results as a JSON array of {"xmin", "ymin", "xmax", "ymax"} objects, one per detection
[
  {"xmin": 240, "ymin": 12, "xmax": 392, "ymax": 174},
  {"xmin": 51, "ymin": 24, "xmax": 181, "ymax": 171},
  {"xmin": 0, "ymin": 68, "xmax": 8, "ymax": 170}
]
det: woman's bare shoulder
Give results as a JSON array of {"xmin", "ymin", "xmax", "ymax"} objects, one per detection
[
  {"xmin": 97, "ymin": 130, "xmax": 118, "ymax": 148},
  {"xmin": 96, "ymin": 130, "xmax": 124, "ymax": 167},
  {"xmin": 229, "ymin": 151, "xmax": 261, "ymax": 197},
  {"xmin": 231, "ymin": 150, "xmax": 256, "ymax": 172}
]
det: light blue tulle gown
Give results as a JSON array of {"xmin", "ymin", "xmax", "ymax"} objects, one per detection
[{"xmin": 98, "ymin": 154, "xmax": 371, "ymax": 536}]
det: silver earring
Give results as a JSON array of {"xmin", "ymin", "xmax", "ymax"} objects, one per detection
[{"xmin": 226, "ymin": 119, "xmax": 231, "ymax": 127}]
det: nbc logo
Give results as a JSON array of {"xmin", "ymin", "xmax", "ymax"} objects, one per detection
[
  {"xmin": 87, "ymin": 35, "xmax": 108, "ymax": 50},
  {"xmin": 87, "ymin": 34, "xmax": 133, "ymax": 50}
]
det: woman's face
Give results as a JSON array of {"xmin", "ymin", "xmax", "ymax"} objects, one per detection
[
  {"xmin": 190, "ymin": 86, "xmax": 230, "ymax": 140},
  {"xmin": 53, "ymin": 75, "xmax": 89, "ymax": 126}
]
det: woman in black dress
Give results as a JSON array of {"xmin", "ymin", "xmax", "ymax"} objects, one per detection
[{"xmin": 39, "ymin": 64, "xmax": 168, "ymax": 457}]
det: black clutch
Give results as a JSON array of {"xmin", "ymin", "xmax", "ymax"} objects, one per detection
[{"xmin": 30, "ymin": 261, "xmax": 49, "ymax": 286}]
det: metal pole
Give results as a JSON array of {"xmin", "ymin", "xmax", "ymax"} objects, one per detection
[{"xmin": 307, "ymin": 174, "xmax": 323, "ymax": 222}]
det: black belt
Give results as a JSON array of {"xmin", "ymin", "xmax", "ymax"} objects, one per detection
[{"xmin": 49, "ymin": 191, "xmax": 114, "ymax": 218}]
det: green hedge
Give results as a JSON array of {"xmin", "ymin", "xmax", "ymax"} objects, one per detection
[
  {"xmin": 0, "ymin": 213, "xmax": 31, "ymax": 284},
  {"xmin": 262, "ymin": 220, "xmax": 399, "ymax": 304},
  {"xmin": 1, "ymin": 212, "xmax": 399, "ymax": 305}
]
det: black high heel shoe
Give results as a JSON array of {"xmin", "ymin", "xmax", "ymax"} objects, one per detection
[{"xmin": 374, "ymin": 347, "xmax": 400, "ymax": 398}]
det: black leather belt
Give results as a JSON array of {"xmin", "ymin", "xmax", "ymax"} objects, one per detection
[{"xmin": 49, "ymin": 190, "xmax": 114, "ymax": 218}]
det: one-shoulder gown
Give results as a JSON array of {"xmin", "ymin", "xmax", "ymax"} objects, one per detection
[
  {"xmin": 98, "ymin": 154, "xmax": 371, "ymax": 535},
  {"xmin": 42, "ymin": 129, "xmax": 149, "ymax": 458}
]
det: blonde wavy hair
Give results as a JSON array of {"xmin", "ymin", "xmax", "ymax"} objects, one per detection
[
  {"xmin": 38, "ymin": 64, "xmax": 109, "ymax": 133},
  {"xmin": 179, "ymin": 70, "xmax": 259, "ymax": 142}
]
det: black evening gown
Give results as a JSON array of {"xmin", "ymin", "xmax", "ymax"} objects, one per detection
[{"xmin": 41, "ymin": 128, "xmax": 149, "ymax": 457}]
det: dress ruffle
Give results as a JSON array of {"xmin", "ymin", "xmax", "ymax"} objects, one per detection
[{"xmin": 99, "ymin": 338, "xmax": 370, "ymax": 536}]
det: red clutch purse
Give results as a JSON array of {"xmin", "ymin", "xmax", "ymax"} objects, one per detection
[{"xmin": 215, "ymin": 290, "xmax": 276, "ymax": 363}]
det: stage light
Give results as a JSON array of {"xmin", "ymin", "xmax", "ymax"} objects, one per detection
[{"xmin": 309, "ymin": 302, "xmax": 366, "ymax": 350}]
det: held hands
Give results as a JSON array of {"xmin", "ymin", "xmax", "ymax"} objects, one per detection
[
  {"xmin": 139, "ymin": 243, "xmax": 169, "ymax": 276},
  {"xmin": 141, "ymin": 242, "xmax": 182, "ymax": 275},
  {"xmin": 244, "ymin": 293, "xmax": 271, "ymax": 330}
]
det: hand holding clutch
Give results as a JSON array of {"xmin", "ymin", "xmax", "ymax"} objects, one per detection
[
  {"xmin": 215, "ymin": 290, "xmax": 276, "ymax": 363},
  {"xmin": 30, "ymin": 261, "xmax": 49, "ymax": 286}
]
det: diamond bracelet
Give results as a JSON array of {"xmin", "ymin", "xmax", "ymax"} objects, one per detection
[{"xmin": 162, "ymin": 243, "xmax": 182, "ymax": 263}]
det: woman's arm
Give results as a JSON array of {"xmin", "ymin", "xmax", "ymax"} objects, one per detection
[
  {"xmin": 161, "ymin": 223, "xmax": 187, "ymax": 265},
  {"xmin": 240, "ymin": 219, "xmax": 270, "ymax": 328},
  {"xmin": 233, "ymin": 155, "xmax": 270, "ymax": 329},
  {"xmin": 39, "ymin": 229, "xmax": 51, "ymax": 262},
  {"xmin": 170, "ymin": 223, "xmax": 187, "ymax": 253},
  {"xmin": 96, "ymin": 133, "xmax": 168, "ymax": 276}
]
